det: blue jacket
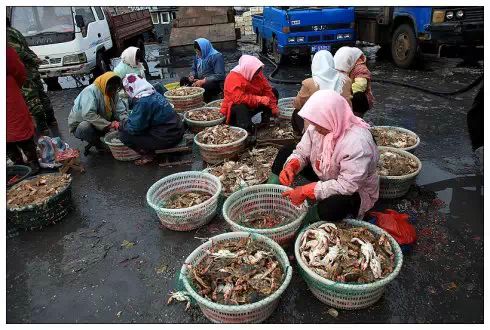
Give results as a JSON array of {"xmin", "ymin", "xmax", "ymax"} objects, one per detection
[
  {"xmin": 191, "ymin": 38, "xmax": 225, "ymax": 83},
  {"xmin": 122, "ymin": 92, "xmax": 176, "ymax": 135}
]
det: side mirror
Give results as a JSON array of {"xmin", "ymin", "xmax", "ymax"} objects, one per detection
[{"xmin": 75, "ymin": 15, "xmax": 85, "ymax": 28}]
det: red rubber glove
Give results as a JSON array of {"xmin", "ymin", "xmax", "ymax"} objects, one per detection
[
  {"xmin": 257, "ymin": 96, "xmax": 271, "ymax": 106},
  {"xmin": 279, "ymin": 159, "xmax": 301, "ymax": 186},
  {"xmin": 110, "ymin": 121, "xmax": 120, "ymax": 131},
  {"xmin": 282, "ymin": 182, "xmax": 317, "ymax": 206}
]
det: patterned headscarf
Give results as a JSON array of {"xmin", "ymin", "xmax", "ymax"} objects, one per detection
[{"xmin": 122, "ymin": 73, "xmax": 155, "ymax": 99}]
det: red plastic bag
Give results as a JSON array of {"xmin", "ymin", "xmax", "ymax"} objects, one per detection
[{"xmin": 369, "ymin": 209, "xmax": 417, "ymax": 245}]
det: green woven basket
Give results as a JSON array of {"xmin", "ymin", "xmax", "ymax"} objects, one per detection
[
  {"xmin": 7, "ymin": 173, "xmax": 73, "ymax": 231},
  {"xmin": 294, "ymin": 219, "xmax": 403, "ymax": 310}
]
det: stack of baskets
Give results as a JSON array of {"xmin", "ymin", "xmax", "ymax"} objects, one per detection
[
  {"xmin": 183, "ymin": 107, "xmax": 226, "ymax": 133},
  {"xmin": 194, "ymin": 126, "xmax": 248, "ymax": 165},
  {"xmin": 164, "ymin": 87, "xmax": 205, "ymax": 113},
  {"xmin": 180, "ymin": 232, "xmax": 293, "ymax": 323},
  {"xmin": 378, "ymin": 146, "xmax": 422, "ymax": 199},
  {"xmin": 294, "ymin": 220, "xmax": 403, "ymax": 310},
  {"xmin": 146, "ymin": 171, "xmax": 222, "ymax": 231},
  {"xmin": 7, "ymin": 173, "xmax": 73, "ymax": 231},
  {"xmin": 104, "ymin": 131, "xmax": 141, "ymax": 161},
  {"xmin": 278, "ymin": 97, "xmax": 295, "ymax": 120},
  {"xmin": 222, "ymin": 184, "xmax": 307, "ymax": 246}
]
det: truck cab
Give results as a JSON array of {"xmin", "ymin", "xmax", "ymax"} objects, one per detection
[
  {"xmin": 253, "ymin": 6, "xmax": 355, "ymax": 63},
  {"xmin": 10, "ymin": 6, "xmax": 113, "ymax": 78}
]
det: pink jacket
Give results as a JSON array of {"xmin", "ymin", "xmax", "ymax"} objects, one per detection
[{"xmin": 287, "ymin": 125, "xmax": 379, "ymax": 218}]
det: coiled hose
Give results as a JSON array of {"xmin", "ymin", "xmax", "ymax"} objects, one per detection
[{"xmin": 256, "ymin": 51, "xmax": 483, "ymax": 97}]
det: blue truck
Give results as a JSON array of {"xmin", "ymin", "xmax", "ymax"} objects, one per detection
[
  {"xmin": 252, "ymin": 6, "xmax": 356, "ymax": 63},
  {"xmin": 355, "ymin": 6, "xmax": 484, "ymax": 68}
]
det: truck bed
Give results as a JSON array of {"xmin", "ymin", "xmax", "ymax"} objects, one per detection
[{"xmin": 105, "ymin": 9, "xmax": 154, "ymax": 51}]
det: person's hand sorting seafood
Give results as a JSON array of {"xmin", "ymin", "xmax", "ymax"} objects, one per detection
[
  {"xmin": 268, "ymin": 90, "xmax": 380, "ymax": 222},
  {"xmin": 180, "ymin": 38, "xmax": 225, "ymax": 103},
  {"xmin": 220, "ymin": 55, "xmax": 279, "ymax": 133},
  {"xmin": 68, "ymin": 72, "xmax": 127, "ymax": 154},
  {"xmin": 118, "ymin": 74, "xmax": 184, "ymax": 166}
]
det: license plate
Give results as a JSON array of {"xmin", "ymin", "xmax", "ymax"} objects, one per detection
[{"xmin": 311, "ymin": 45, "xmax": 331, "ymax": 53}]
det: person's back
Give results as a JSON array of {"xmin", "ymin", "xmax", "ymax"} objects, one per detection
[
  {"xmin": 68, "ymin": 84, "xmax": 105, "ymax": 131},
  {"xmin": 124, "ymin": 92, "xmax": 176, "ymax": 134}
]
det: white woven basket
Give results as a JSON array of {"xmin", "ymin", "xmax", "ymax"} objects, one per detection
[
  {"xmin": 206, "ymin": 99, "xmax": 223, "ymax": 109},
  {"xmin": 146, "ymin": 171, "xmax": 222, "ymax": 231},
  {"xmin": 164, "ymin": 87, "xmax": 205, "ymax": 113},
  {"xmin": 378, "ymin": 146, "xmax": 422, "ymax": 199},
  {"xmin": 222, "ymin": 184, "xmax": 307, "ymax": 246},
  {"xmin": 103, "ymin": 131, "xmax": 141, "ymax": 161},
  {"xmin": 194, "ymin": 126, "xmax": 248, "ymax": 164},
  {"xmin": 278, "ymin": 97, "xmax": 295, "ymax": 120},
  {"xmin": 181, "ymin": 231, "xmax": 293, "ymax": 323},
  {"xmin": 295, "ymin": 220, "xmax": 403, "ymax": 310},
  {"xmin": 184, "ymin": 107, "xmax": 226, "ymax": 133},
  {"xmin": 371, "ymin": 126, "xmax": 420, "ymax": 153}
]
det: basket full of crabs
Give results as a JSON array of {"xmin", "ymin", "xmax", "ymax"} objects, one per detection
[
  {"xmin": 295, "ymin": 220, "xmax": 403, "ymax": 310},
  {"xmin": 184, "ymin": 107, "xmax": 226, "ymax": 133},
  {"xmin": 377, "ymin": 146, "xmax": 422, "ymax": 199},
  {"xmin": 164, "ymin": 87, "xmax": 205, "ymax": 113},
  {"xmin": 146, "ymin": 171, "xmax": 222, "ymax": 231},
  {"xmin": 204, "ymin": 146, "xmax": 279, "ymax": 197},
  {"xmin": 194, "ymin": 125, "xmax": 248, "ymax": 165},
  {"xmin": 104, "ymin": 131, "xmax": 141, "ymax": 161},
  {"xmin": 7, "ymin": 173, "xmax": 73, "ymax": 231},
  {"xmin": 180, "ymin": 232, "xmax": 292, "ymax": 323},
  {"xmin": 222, "ymin": 184, "xmax": 308, "ymax": 246},
  {"xmin": 257, "ymin": 120, "xmax": 299, "ymax": 146},
  {"xmin": 371, "ymin": 126, "xmax": 420, "ymax": 153}
]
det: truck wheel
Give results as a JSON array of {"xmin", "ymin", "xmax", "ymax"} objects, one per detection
[
  {"xmin": 257, "ymin": 33, "xmax": 266, "ymax": 54},
  {"xmin": 391, "ymin": 24, "xmax": 417, "ymax": 68},
  {"xmin": 272, "ymin": 37, "xmax": 284, "ymax": 65},
  {"xmin": 93, "ymin": 51, "xmax": 109, "ymax": 78}
]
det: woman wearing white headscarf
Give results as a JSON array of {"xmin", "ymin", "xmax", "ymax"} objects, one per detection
[
  {"xmin": 292, "ymin": 50, "xmax": 352, "ymax": 134},
  {"xmin": 118, "ymin": 74, "xmax": 184, "ymax": 165},
  {"xmin": 113, "ymin": 46, "xmax": 146, "ymax": 79}
]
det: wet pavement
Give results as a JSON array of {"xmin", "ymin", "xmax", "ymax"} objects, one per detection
[{"xmin": 6, "ymin": 42, "xmax": 484, "ymax": 323}]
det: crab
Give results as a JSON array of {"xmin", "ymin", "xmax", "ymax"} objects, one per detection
[
  {"xmin": 167, "ymin": 291, "xmax": 191, "ymax": 311},
  {"xmin": 351, "ymin": 238, "xmax": 382, "ymax": 279},
  {"xmin": 208, "ymin": 249, "xmax": 238, "ymax": 259}
]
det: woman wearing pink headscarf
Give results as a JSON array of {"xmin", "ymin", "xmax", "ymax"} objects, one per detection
[
  {"xmin": 220, "ymin": 55, "xmax": 279, "ymax": 132},
  {"xmin": 269, "ymin": 90, "xmax": 379, "ymax": 221}
]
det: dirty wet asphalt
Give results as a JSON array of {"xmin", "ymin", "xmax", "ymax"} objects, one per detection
[{"xmin": 6, "ymin": 42, "xmax": 483, "ymax": 323}]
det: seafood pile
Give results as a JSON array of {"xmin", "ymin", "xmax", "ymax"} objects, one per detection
[
  {"xmin": 378, "ymin": 150, "xmax": 418, "ymax": 176},
  {"xmin": 165, "ymin": 191, "xmax": 211, "ymax": 209},
  {"xmin": 371, "ymin": 127, "xmax": 417, "ymax": 149},
  {"xmin": 7, "ymin": 174, "xmax": 71, "ymax": 208},
  {"xmin": 258, "ymin": 121, "xmax": 295, "ymax": 140},
  {"xmin": 188, "ymin": 236, "xmax": 284, "ymax": 305},
  {"xmin": 237, "ymin": 211, "xmax": 290, "ymax": 229},
  {"xmin": 299, "ymin": 223, "xmax": 395, "ymax": 283},
  {"xmin": 166, "ymin": 87, "xmax": 201, "ymax": 97},
  {"xmin": 187, "ymin": 108, "xmax": 223, "ymax": 121},
  {"xmin": 197, "ymin": 125, "xmax": 246, "ymax": 145},
  {"xmin": 207, "ymin": 147, "xmax": 278, "ymax": 195}
]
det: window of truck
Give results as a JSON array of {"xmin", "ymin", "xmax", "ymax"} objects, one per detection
[
  {"xmin": 11, "ymin": 7, "xmax": 75, "ymax": 46},
  {"xmin": 95, "ymin": 7, "xmax": 105, "ymax": 21},
  {"xmin": 73, "ymin": 7, "xmax": 96, "ymax": 25}
]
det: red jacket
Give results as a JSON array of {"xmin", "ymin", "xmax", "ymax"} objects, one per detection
[
  {"xmin": 220, "ymin": 71, "xmax": 279, "ymax": 124},
  {"xmin": 7, "ymin": 46, "xmax": 34, "ymax": 142}
]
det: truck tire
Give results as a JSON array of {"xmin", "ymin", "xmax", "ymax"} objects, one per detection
[
  {"xmin": 391, "ymin": 24, "xmax": 417, "ymax": 68},
  {"xmin": 93, "ymin": 51, "xmax": 109, "ymax": 78},
  {"xmin": 256, "ymin": 33, "xmax": 266, "ymax": 54},
  {"xmin": 272, "ymin": 37, "xmax": 284, "ymax": 65}
]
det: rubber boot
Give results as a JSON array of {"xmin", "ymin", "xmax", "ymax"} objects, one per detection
[{"xmin": 267, "ymin": 173, "xmax": 280, "ymax": 185}]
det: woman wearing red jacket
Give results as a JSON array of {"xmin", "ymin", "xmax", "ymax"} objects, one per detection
[
  {"xmin": 220, "ymin": 55, "xmax": 279, "ymax": 132},
  {"xmin": 7, "ymin": 46, "xmax": 39, "ymax": 173}
]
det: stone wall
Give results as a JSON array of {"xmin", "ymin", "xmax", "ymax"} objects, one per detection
[{"xmin": 234, "ymin": 6, "xmax": 263, "ymax": 37}]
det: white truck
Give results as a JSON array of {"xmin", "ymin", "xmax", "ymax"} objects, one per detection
[{"xmin": 9, "ymin": 6, "xmax": 154, "ymax": 84}]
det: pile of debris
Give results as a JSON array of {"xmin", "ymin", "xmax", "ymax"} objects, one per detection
[
  {"xmin": 7, "ymin": 174, "xmax": 71, "ymax": 208},
  {"xmin": 165, "ymin": 191, "xmax": 212, "ymax": 209},
  {"xmin": 197, "ymin": 125, "xmax": 246, "ymax": 145},
  {"xmin": 371, "ymin": 127, "xmax": 417, "ymax": 149},
  {"xmin": 188, "ymin": 236, "xmax": 284, "ymax": 305},
  {"xmin": 207, "ymin": 146, "xmax": 278, "ymax": 195},
  {"xmin": 299, "ymin": 223, "xmax": 395, "ymax": 283},
  {"xmin": 378, "ymin": 150, "xmax": 419, "ymax": 176}
]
